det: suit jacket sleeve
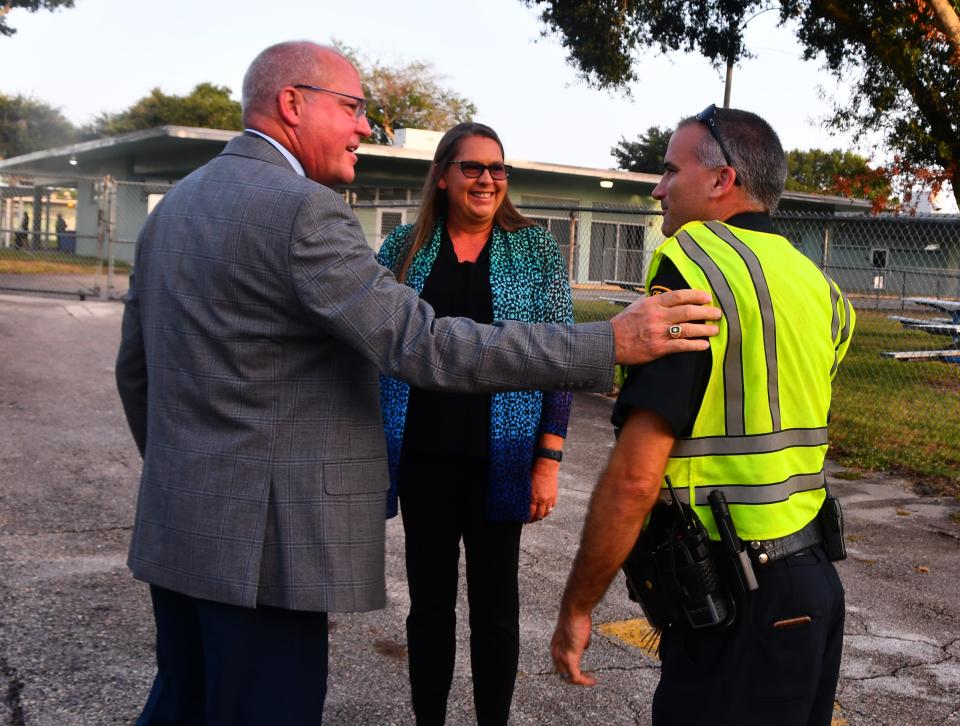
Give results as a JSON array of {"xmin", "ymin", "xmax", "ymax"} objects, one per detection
[
  {"xmin": 289, "ymin": 191, "xmax": 614, "ymax": 393},
  {"xmin": 537, "ymin": 227, "xmax": 575, "ymax": 437},
  {"xmin": 115, "ymin": 264, "xmax": 148, "ymax": 456}
]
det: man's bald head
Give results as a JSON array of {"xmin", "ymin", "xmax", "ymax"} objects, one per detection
[{"xmin": 241, "ymin": 41, "xmax": 347, "ymax": 125}]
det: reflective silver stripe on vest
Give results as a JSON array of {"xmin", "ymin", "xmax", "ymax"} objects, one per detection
[
  {"xmin": 666, "ymin": 470, "xmax": 826, "ymax": 506},
  {"xmin": 826, "ymin": 276, "xmax": 841, "ymax": 376},
  {"xmin": 826, "ymin": 275, "xmax": 841, "ymax": 342},
  {"xmin": 839, "ymin": 290, "xmax": 852, "ymax": 347},
  {"xmin": 671, "ymin": 427, "xmax": 829, "ymax": 457},
  {"xmin": 676, "ymin": 230, "xmax": 745, "ymax": 435},
  {"xmin": 705, "ymin": 221, "xmax": 781, "ymax": 431},
  {"xmin": 824, "ymin": 275, "xmax": 852, "ymax": 377}
]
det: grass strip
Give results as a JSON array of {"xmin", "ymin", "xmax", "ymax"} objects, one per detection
[
  {"xmin": 573, "ymin": 299, "xmax": 960, "ymax": 489},
  {"xmin": 0, "ymin": 249, "xmax": 130, "ymax": 275}
]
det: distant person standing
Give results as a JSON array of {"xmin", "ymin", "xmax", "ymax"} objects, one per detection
[
  {"xmin": 15, "ymin": 212, "xmax": 28, "ymax": 249},
  {"xmin": 55, "ymin": 213, "xmax": 72, "ymax": 251},
  {"xmin": 55, "ymin": 213, "xmax": 67, "ymax": 247}
]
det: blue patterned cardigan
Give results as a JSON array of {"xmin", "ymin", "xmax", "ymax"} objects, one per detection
[{"xmin": 377, "ymin": 221, "xmax": 575, "ymax": 523}]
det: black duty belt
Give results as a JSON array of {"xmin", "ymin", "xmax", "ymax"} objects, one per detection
[{"xmin": 746, "ymin": 517, "xmax": 823, "ymax": 565}]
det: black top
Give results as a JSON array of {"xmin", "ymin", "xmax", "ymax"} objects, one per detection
[
  {"xmin": 612, "ymin": 212, "xmax": 775, "ymax": 436},
  {"xmin": 402, "ymin": 228, "xmax": 494, "ymax": 459}
]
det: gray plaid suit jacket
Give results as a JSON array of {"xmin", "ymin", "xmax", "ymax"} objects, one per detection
[{"xmin": 115, "ymin": 133, "xmax": 615, "ymax": 613}]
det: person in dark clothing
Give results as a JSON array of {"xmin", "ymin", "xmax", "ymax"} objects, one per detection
[
  {"xmin": 378, "ymin": 122, "xmax": 574, "ymax": 726},
  {"xmin": 15, "ymin": 212, "xmax": 29, "ymax": 249}
]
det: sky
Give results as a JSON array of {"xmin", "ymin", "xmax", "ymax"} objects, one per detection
[{"xmin": 0, "ymin": 0, "xmax": 873, "ymax": 170}]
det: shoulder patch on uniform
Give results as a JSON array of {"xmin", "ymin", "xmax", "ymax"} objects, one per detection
[{"xmin": 650, "ymin": 285, "xmax": 672, "ymax": 296}]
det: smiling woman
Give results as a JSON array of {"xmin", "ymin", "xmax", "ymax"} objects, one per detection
[{"xmin": 375, "ymin": 121, "xmax": 575, "ymax": 726}]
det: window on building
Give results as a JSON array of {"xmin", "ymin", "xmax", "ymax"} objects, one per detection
[
  {"xmin": 528, "ymin": 215, "xmax": 573, "ymax": 266},
  {"xmin": 147, "ymin": 194, "xmax": 165, "ymax": 215},
  {"xmin": 589, "ymin": 221, "xmax": 645, "ymax": 283},
  {"xmin": 378, "ymin": 209, "xmax": 406, "ymax": 246}
]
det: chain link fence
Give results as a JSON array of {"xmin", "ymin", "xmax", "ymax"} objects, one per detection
[
  {"xmin": 0, "ymin": 176, "xmax": 171, "ymax": 300},
  {"xmin": 1, "ymin": 177, "xmax": 956, "ymax": 484},
  {"xmin": 357, "ymin": 200, "xmax": 960, "ymax": 486}
]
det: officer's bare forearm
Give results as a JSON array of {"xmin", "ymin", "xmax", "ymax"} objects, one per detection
[{"xmin": 559, "ymin": 409, "xmax": 675, "ymax": 616}]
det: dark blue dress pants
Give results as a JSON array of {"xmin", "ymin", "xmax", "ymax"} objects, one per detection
[
  {"xmin": 652, "ymin": 544, "xmax": 845, "ymax": 726},
  {"xmin": 137, "ymin": 584, "xmax": 329, "ymax": 726}
]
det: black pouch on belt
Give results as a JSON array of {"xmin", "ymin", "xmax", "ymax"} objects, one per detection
[{"xmin": 818, "ymin": 487, "xmax": 847, "ymax": 562}]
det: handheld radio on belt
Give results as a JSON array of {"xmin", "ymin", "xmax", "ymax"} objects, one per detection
[{"xmin": 622, "ymin": 476, "xmax": 734, "ymax": 630}]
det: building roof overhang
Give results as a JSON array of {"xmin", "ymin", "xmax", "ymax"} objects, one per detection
[
  {"xmin": 0, "ymin": 125, "xmax": 871, "ymax": 211},
  {"xmin": 0, "ymin": 126, "xmax": 240, "ymax": 181}
]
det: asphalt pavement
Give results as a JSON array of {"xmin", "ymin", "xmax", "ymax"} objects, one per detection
[{"xmin": 0, "ymin": 293, "xmax": 958, "ymax": 725}]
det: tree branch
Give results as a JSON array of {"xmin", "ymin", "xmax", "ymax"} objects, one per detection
[{"xmin": 922, "ymin": 0, "xmax": 960, "ymax": 62}]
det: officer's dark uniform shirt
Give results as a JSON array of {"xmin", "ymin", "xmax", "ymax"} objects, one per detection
[{"xmin": 612, "ymin": 212, "xmax": 777, "ymax": 434}]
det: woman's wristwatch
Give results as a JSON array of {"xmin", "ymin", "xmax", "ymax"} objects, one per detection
[{"xmin": 534, "ymin": 447, "xmax": 563, "ymax": 462}]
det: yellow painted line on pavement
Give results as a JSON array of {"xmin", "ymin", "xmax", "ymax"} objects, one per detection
[{"xmin": 597, "ymin": 618, "xmax": 661, "ymax": 659}]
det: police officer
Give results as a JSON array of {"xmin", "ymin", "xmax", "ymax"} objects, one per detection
[{"xmin": 551, "ymin": 106, "xmax": 854, "ymax": 726}]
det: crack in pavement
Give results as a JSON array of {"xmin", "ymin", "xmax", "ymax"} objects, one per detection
[
  {"xmin": 623, "ymin": 695, "xmax": 644, "ymax": 724},
  {"xmin": 839, "ymin": 619, "xmax": 960, "ymax": 718},
  {"xmin": 834, "ymin": 698, "xmax": 873, "ymax": 726},
  {"xmin": 0, "ymin": 659, "xmax": 25, "ymax": 726}
]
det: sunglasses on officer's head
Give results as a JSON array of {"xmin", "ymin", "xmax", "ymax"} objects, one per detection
[{"xmin": 695, "ymin": 104, "xmax": 741, "ymax": 185}]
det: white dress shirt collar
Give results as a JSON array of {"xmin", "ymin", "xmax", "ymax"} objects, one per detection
[{"xmin": 244, "ymin": 128, "xmax": 306, "ymax": 177}]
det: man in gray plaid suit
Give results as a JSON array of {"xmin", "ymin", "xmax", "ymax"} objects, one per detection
[{"xmin": 115, "ymin": 41, "xmax": 720, "ymax": 725}]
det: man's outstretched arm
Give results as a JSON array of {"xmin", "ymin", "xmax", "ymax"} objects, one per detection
[{"xmin": 551, "ymin": 408, "xmax": 675, "ymax": 685}]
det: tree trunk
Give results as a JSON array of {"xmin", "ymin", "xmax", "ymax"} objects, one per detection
[{"xmin": 923, "ymin": 0, "xmax": 960, "ymax": 62}]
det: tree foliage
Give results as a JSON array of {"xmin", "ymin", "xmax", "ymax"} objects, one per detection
[
  {"xmin": 87, "ymin": 83, "xmax": 242, "ymax": 137},
  {"xmin": 610, "ymin": 126, "xmax": 672, "ymax": 173},
  {"xmin": 789, "ymin": 1, "xmax": 960, "ymax": 208},
  {"xmin": 522, "ymin": 0, "xmax": 960, "ymax": 208},
  {"xmin": 0, "ymin": 0, "xmax": 74, "ymax": 36},
  {"xmin": 0, "ymin": 93, "xmax": 75, "ymax": 158},
  {"xmin": 522, "ymin": 0, "xmax": 766, "ymax": 89},
  {"xmin": 786, "ymin": 148, "xmax": 893, "ymax": 211},
  {"xmin": 336, "ymin": 42, "xmax": 477, "ymax": 145}
]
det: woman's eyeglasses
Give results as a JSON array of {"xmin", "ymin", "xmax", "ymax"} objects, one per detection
[{"xmin": 447, "ymin": 161, "xmax": 512, "ymax": 180}]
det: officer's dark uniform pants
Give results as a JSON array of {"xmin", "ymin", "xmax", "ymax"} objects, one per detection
[
  {"xmin": 399, "ymin": 452, "xmax": 522, "ymax": 726},
  {"xmin": 652, "ymin": 544, "xmax": 844, "ymax": 726}
]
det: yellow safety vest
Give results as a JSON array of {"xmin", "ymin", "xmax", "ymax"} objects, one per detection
[{"xmin": 648, "ymin": 220, "xmax": 855, "ymax": 541}]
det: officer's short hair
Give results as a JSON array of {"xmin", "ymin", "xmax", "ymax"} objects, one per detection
[{"xmin": 680, "ymin": 108, "xmax": 787, "ymax": 211}]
